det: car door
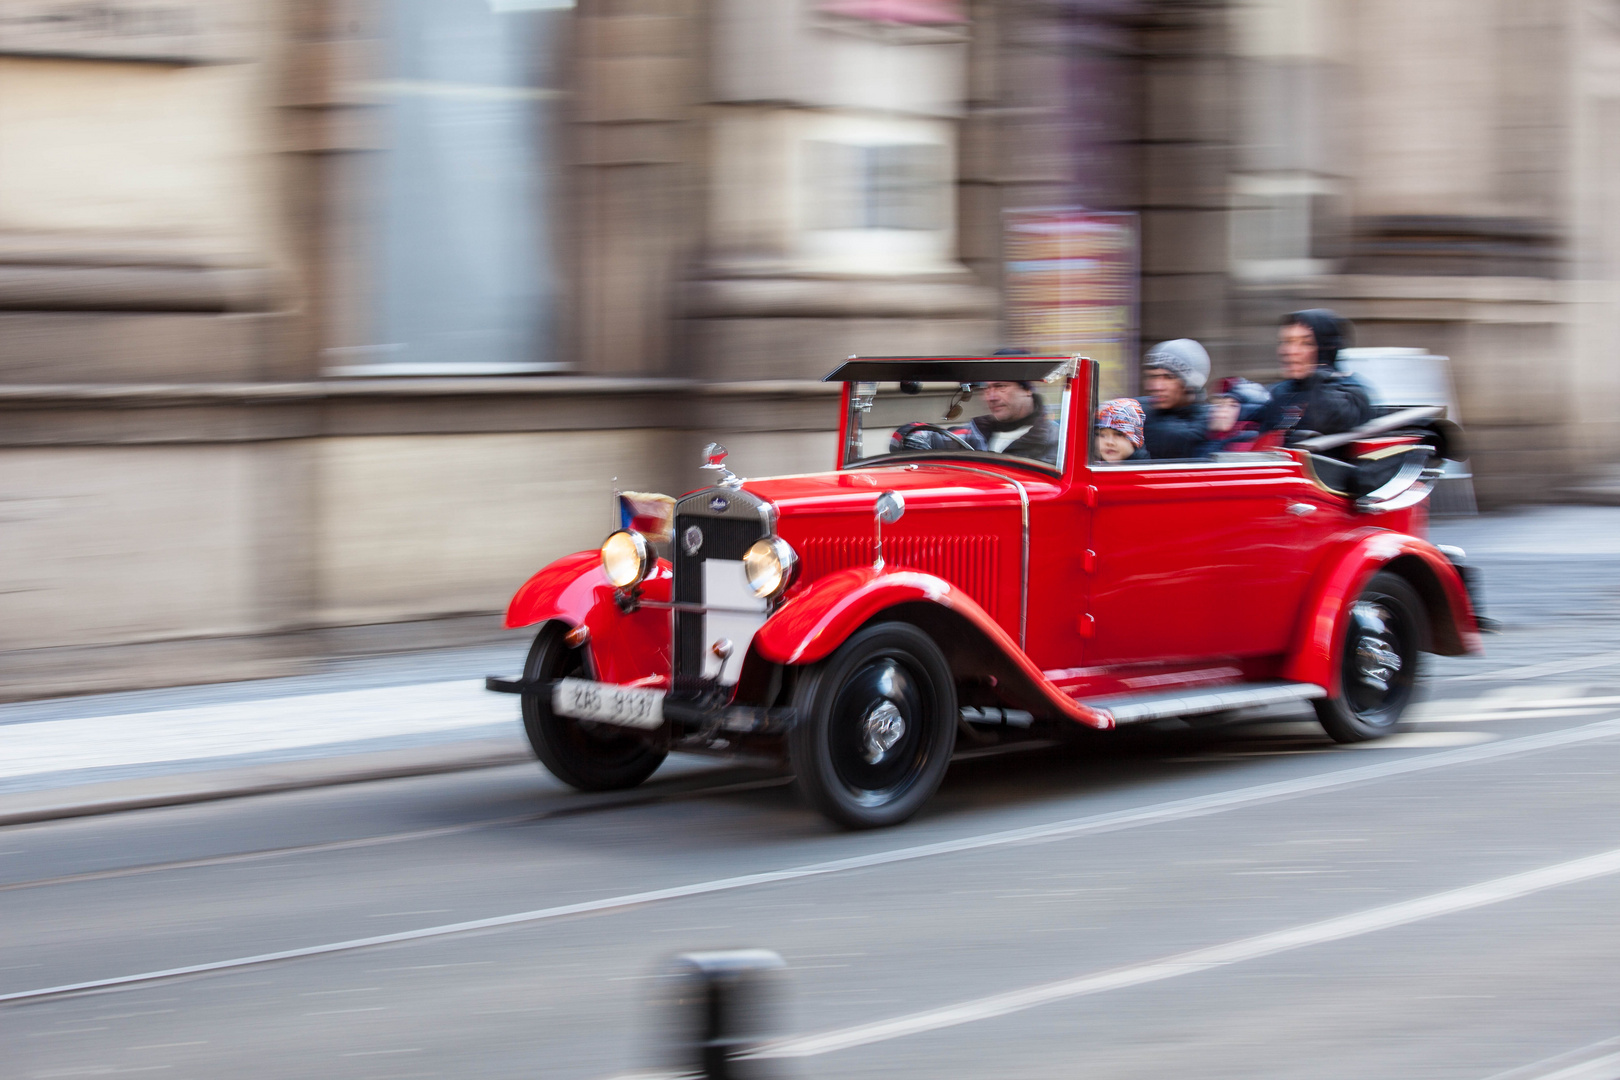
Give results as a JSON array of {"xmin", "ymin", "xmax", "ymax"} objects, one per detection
[
  {"xmin": 1082, "ymin": 461, "xmax": 1226, "ymax": 666},
  {"xmin": 1082, "ymin": 454, "xmax": 1340, "ymax": 667}
]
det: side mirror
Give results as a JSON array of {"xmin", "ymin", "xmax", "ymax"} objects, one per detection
[{"xmin": 875, "ymin": 490, "xmax": 906, "ymax": 524}]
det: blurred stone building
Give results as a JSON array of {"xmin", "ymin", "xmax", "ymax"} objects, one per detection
[{"xmin": 1, "ymin": 0, "xmax": 1617, "ymax": 695}]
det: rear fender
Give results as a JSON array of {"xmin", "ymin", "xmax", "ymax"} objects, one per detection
[
  {"xmin": 751, "ymin": 567, "xmax": 1113, "ymax": 729},
  {"xmin": 1284, "ymin": 531, "xmax": 1481, "ymax": 695},
  {"xmin": 503, "ymin": 551, "xmax": 672, "ymax": 688}
]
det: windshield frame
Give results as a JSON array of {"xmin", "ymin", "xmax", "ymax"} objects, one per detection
[{"xmin": 835, "ymin": 366, "xmax": 1077, "ymax": 478}]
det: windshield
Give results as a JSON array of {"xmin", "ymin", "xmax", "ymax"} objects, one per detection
[{"xmin": 840, "ymin": 376, "xmax": 1072, "ymax": 473}]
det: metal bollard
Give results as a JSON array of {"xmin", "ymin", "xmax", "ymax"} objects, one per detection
[{"xmin": 666, "ymin": 949, "xmax": 785, "ymax": 1080}]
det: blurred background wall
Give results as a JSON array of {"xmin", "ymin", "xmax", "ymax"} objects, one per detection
[{"xmin": 2, "ymin": 0, "xmax": 1618, "ymax": 697}]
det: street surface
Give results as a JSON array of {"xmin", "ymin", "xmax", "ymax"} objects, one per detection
[{"xmin": 4, "ymin": 506, "xmax": 1620, "ymax": 1080}]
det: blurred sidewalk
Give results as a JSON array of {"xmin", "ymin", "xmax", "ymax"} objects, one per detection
[{"xmin": 0, "ymin": 642, "xmax": 539, "ymax": 826}]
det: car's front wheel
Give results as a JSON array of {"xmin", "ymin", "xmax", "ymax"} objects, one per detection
[
  {"xmin": 788, "ymin": 622, "xmax": 957, "ymax": 829},
  {"xmin": 1314, "ymin": 571, "xmax": 1427, "ymax": 743},
  {"xmin": 521, "ymin": 623, "xmax": 667, "ymax": 791}
]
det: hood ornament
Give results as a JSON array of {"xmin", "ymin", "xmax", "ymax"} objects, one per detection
[{"xmin": 701, "ymin": 443, "xmax": 743, "ymax": 489}]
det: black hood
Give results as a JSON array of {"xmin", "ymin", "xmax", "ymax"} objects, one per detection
[{"xmin": 1282, "ymin": 309, "xmax": 1350, "ymax": 369}]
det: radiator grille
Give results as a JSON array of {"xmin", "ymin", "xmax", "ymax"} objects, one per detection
[
  {"xmin": 798, "ymin": 534, "xmax": 1000, "ymax": 609},
  {"xmin": 672, "ymin": 513, "xmax": 765, "ymax": 691}
]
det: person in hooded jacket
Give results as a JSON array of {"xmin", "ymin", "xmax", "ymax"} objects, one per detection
[
  {"xmin": 1137, "ymin": 339, "xmax": 1211, "ymax": 460},
  {"xmin": 1253, "ymin": 309, "xmax": 1374, "ymax": 442}
]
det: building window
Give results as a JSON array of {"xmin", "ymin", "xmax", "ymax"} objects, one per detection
[
  {"xmin": 807, "ymin": 142, "xmax": 948, "ymax": 231},
  {"xmin": 333, "ymin": 0, "xmax": 567, "ymax": 376}
]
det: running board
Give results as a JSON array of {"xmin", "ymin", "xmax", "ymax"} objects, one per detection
[{"xmin": 1083, "ymin": 680, "xmax": 1326, "ymax": 726}]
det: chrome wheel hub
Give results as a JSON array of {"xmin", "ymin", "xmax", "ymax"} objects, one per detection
[
  {"xmin": 1351, "ymin": 601, "xmax": 1402, "ymax": 693},
  {"xmin": 861, "ymin": 700, "xmax": 906, "ymax": 764}
]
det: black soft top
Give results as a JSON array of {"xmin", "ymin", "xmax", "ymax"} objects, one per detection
[{"xmin": 822, "ymin": 356, "xmax": 1075, "ymax": 384}]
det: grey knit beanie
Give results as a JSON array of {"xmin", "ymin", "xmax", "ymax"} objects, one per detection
[{"xmin": 1144, "ymin": 339, "xmax": 1211, "ymax": 393}]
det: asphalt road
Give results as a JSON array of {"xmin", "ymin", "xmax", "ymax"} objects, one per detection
[{"xmin": 5, "ymin": 507, "xmax": 1620, "ymax": 1080}]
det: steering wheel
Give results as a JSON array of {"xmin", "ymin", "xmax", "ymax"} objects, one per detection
[{"xmin": 900, "ymin": 423, "xmax": 979, "ymax": 452}]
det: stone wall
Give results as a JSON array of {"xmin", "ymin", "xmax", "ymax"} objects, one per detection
[
  {"xmin": 0, "ymin": 380, "xmax": 838, "ymax": 700},
  {"xmin": 1222, "ymin": 0, "xmax": 1620, "ymax": 506}
]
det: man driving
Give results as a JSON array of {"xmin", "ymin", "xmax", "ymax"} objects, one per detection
[
  {"xmin": 972, "ymin": 380, "xmax": 1058, "ymax": 460},
  {"xmin": 889, "ymin": 378, "xmax": 1060, "ymax": 464}
]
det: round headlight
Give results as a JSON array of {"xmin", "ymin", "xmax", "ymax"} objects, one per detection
[
  {"xmin": 744, "ymin": 536, "xmax": 798, "ymax": 600},
  {"xmin": 601, "ymin": 529, "xmax": 651, "ymax": 589}
]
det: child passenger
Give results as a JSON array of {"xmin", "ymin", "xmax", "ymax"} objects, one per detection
[
  {"xmin": 1197, "ymin": 377, "xmax": 1268, "ymax": 456},
  {"xmin": 1094, "ymin": 398, "xmax": 1148, "ymax": 462}
]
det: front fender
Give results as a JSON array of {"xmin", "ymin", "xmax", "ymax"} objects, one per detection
[
  {"xmin": 752, "ymin": 567, "xmax": 1113, "ymax": 729},
  {"xmin": 1283, "ymin": 530, "xmax": 1481, "ymax": 695},
  {"xmin": 503, "ymin": 551, "xmax": 672, "ymax": 688},
  {"xmin": 753, "ymin": 567, "xmax": 959, "ymax": 665}
]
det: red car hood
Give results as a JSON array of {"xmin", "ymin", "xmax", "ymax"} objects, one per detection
[{"xmin": 738, "ymin": 463, "xmax": 1046, "ymax": 516}]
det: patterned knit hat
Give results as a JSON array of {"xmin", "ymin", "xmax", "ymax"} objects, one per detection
[{"xmin": 1095, "ymin": 397, "xmax": 1145, "ymax": 449}]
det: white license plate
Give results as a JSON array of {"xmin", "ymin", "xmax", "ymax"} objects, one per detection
[{"xmin": 552, "ymin": 678, "xmax": 664, "ymax": 730}]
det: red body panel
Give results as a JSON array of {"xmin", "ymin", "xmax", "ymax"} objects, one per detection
[
  {"xmin": 1083, "ymin": 460, "xmax": 1349, "ymax": 665},
  {"xmin": 503, "ymin": 551, "xmax": 674, "ymax": 689}
]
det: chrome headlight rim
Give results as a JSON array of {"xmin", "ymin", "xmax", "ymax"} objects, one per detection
[
  {"xmin": 601, "ymin": 529, "xmax": 652, "ymax": 589},
  {"xmin": 744, "ymin": 535, "xmax": 799, "ymax": 600}
]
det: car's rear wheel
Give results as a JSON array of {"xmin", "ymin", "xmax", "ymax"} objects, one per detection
[
  {"xmin": 1314, "ymin": 571, "xmax": 1426, "ymax": 743},
  {"xmin": 788, "ymin": 623, "xmax": 956, "ymax": 829},
  {"xmin": 521, "ymin": 623, "xmax": 667, "ymax": 791}
]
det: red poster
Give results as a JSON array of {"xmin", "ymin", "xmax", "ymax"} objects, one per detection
[{"xmin": 1004, "ymin": 209, "xmax": 1139, "ymax": 402}]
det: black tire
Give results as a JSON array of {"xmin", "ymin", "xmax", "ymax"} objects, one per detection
[
  {"xmin": 521, "ymin": 623, "xmax": 667, "ymax": 791},
  {"xmin": 788, "ymin": 622, "xmax": 957, "ymax": 829},
  {"xmin": 1314, "ymin": 571, "xmax": 1427, "ymax": 743}
]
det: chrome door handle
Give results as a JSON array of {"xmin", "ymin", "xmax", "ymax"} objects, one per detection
[{"xmin": 1285, "ymin": 502, "xmax": 1316, "ymax": 516}]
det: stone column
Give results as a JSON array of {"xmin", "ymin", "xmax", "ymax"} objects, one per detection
[{"xmin": 684, "ymin": 0, "xmax": 996, "ymax": 380}]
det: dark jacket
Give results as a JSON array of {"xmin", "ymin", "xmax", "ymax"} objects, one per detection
[
  {"xmin": 1254, "ymin": 369, "xmax": 1373, "ymax": 440},
  {"xmin": 1137, "ymin": 397, "xmax": 1209, "ymax": 460},
  {"xmin": 968, "ymin": 412, "xmax": 1060, "ymax": 464}
]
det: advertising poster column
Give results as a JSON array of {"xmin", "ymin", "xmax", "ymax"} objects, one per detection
[{"xmin": 1004, "ymin": 210, "xmax": 1140, "ymax": 402}]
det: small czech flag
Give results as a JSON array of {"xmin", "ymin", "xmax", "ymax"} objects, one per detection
[{"xmin": 618, "ymin": 491, "xmax": 675, "ymax": 543}]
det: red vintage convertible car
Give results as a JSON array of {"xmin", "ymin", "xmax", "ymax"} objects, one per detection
[{"xmin": 488, "ymin": 356, "xmax": 1482, "ymax": 828}]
